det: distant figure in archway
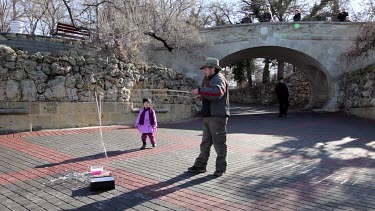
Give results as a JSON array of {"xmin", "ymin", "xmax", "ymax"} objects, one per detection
[
  {"xmin": 337, "ymin": 8, "xmax": 349, "ymax": 22},
  {"xmin": 275, "ymin": 77, "xmax": 289, "ymax": 117}
]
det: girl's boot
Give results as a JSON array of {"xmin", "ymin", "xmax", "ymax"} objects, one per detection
[{"xmin": 140, "ymin": 141, "xmax": 146, "ymax": 150}]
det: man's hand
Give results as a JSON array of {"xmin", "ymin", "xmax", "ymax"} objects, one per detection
[{"xmin": 191, "ymin": 89, "xmax": 199, "ymax": 96}]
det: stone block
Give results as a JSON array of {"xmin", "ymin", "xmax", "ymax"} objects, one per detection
[
  {"xmin": 13, "ymin": 115, "xmax": 32, "ymax": 129},
  {"xmin": 34, "ymin": 114, "xmax": 52, "ymax": 126},
  {"xmin": 116, "ymin": 102, "xmax": 132, "ymax": 112},
  {"xmin": 57, "ymin": 102, "xmax": 73, "ymax": 114},
  {"xmin": 3, "ymin": 102, "xmax": 28, "ymax": 109},
  {"xmin": 72, "ymin": 102, "xmax": 96, "ymax": 113},
  {"xmin": 100, "ymin": 112, "xmax": 112, "ymax": 125},
  {"xmin": 110, "ymin": 112, "xmax": 128, "ymax": 124},
  {"xmin": 40, "ymin": 102, "xmax": 58, "ymax": 114},
  {"xmin": 66, "ymin": 113, "xmax": 85, "ymax": 125},
  {"xmin": 102, "ymin": 103, "xmax": 116, "ymax": 113},
  {"xmin": 82, "ymin": 112, "xmax": 99, "ymax": 125},
  {"xmin": 349, "ymin": 107, "xmax": 375, "ymax": 120}
]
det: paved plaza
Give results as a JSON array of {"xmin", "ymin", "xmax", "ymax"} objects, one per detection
[{"xmin": 1, "ymin": 105, "xmax": 375, "ymax": 211}]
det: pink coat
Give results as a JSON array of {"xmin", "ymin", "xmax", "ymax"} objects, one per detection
[{"xmin": 135, "ymin": 108, "xmax": 157, "ymax": 134}]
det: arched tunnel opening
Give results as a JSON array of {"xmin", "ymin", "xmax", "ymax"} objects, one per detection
[{"xmin": 219, "ymin": 46, "xmax": 330, "ymax": 109}]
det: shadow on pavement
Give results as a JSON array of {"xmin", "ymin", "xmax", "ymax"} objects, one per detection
[
  {"xmin": 69, "ymin": 172, "xmax": 216, "ymax": 210},
  {"xmin": 35, "ymin": 149, "xmax": 140, "ymax": 169},
  {"xmin": 157, "ymin": 104, "xmax": 375, "ymax": 209}
]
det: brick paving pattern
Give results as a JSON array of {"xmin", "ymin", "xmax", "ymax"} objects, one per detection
[{"xmin": 1, "ymin": 105, "xmax": 375, "ymax": 210}]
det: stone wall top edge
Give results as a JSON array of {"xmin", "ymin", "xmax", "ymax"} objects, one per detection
[
  {"xmin": 200, "ymin": 22, "xmax": 367, "ymax": 32},
  {"xmin": 0, "ymin": 32, "xmax": 85, "ymax": 45}
]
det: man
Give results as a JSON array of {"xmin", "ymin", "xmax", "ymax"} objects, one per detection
[
  {"xmin": 337, "ymin": 8, "xmax": 349, "ymax": 22},
  {"xmin": 189, "ymin": 58, "xmax": 230, "ymax": 177},
  {"xmin": 262, "ymin": 6, "xmax": 272, "ymax": 22},
  {"xmin": 293, "ymin": 9, "xmax": 301, "ymax": 22},
  {"xmin": 275, "ymin": 77, "xmax": 289, "ymax": 118},
  {"xmin": 241, "ymin": 12, "xmax": 252, "ymax": 24}
]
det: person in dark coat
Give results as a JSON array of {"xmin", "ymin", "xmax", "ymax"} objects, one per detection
[
  {"xmin": 275, "ymin": 77, "xmax": 289, "ymax": 117},
  {"xmin": 262, "ymin": 10, "xmax": 272, "ymax": 22},
  {"xmin": 337, "ymin": 8, "xmax": 349, "ymax": 22},
  {"xmin": 241, "ymin": 13, "xmax": 252, "ymax": 24},
  {"xmin": 293, "ymin": 9, "xmax": 301, "ymax": 22}
]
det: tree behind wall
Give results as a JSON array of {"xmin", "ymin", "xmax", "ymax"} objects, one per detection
[
  {"xmin": 0, "ymin": 0, "xmax": 22, "ymax": 32},
  {"xmin": 262, "ymin": 59, "xmax": 270, "ymax": 84},
  {"xmin": 232, "ymin": 61, "xmax": 247, "ymax": 88},
  {"xmin": 245, "ymin": 59, "xmax": 256, "ymax": 86}
]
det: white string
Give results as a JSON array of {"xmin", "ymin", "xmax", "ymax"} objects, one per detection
[
  {"xmin": 132, "ymin": 89, "xmax": 191, "ymax": 94},
  {"xmin": 95, "ymin": 92, "xmax": 108, "ymax": 159}
]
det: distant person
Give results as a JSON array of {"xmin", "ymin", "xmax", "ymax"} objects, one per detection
[
  {"xmin": 262, "ymin": 5, "xmax": 272, "ymax": 22},
  {"xmin": 275, "ymin": 77, "xmax": 289, "ymax": 118},
  {"xmin": 337, "ymin": 8, "xmax": 349, "ymax": 22},
  {"xmin": 135, "ymin": 98, "xmax": 158, "ymax": 149},
  {"xmin": 241, "ymin": 13, "xmax": 252, "ymax": 24},
  {"xmin": 293, "ymin": 9, "xmax": 301, "ymax": 22}
]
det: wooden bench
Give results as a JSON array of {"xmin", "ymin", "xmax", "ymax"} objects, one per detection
[{"xmin": 51, "ymin": 22, "xmax": 90, "ymax": 40}]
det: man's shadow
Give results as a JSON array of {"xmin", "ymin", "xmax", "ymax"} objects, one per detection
[
  {"xmin": 35, "ymin": 149, "xmax": 139, "ymax": 169},
  {"xmin": 70, "ymin": 171, "xmax": 216, "ymax": 210}
]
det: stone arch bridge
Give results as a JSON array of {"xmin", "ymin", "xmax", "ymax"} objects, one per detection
[{"xmin": 149, "ymin": 22, "xmax": 368, "ymax": 112}]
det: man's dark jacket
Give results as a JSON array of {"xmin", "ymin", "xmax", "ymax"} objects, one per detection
[
  {"xmin": 199, "ymin": 72, "xmax": 230, "ymax": 118},
  {"xmin": 275, "ymin": 82, "xmax": 289, "ymax": 99}
]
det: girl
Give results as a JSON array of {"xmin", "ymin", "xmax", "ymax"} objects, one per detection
[{"xmin": 135, "ymin": 98, "xmax": 157, "ymax": 149}]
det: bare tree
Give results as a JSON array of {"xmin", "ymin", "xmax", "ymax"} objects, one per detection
[
  {"xmin": 359, "ymin": 0, "xmax": 375, "ymax": 21},
  {"xmin": 86, "ymin": 0, "xmax": 205, "ymax": 61},
  {"xmin": 208, "ymin": 1, "xmax": 240, "ymax": 25},
  {"xmin": 21, "ymin": 0, "xmax": 50, "ymax": 35},
  {"xmin": 262, "ymin": 59, "xmax": 270, "ymax": 84},
  {"xmin": 0, "ymin": 0, "xmax": 22, "ymax": 32}
]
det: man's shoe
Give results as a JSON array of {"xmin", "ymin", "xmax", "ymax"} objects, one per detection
[
  {"xmin": 140, "ymin": 144, "xmax": 146, "ymax": 150},
  {"xmin": 152, "ymin": 143, "xmax": 156, "ymax": 148},
  {"xmin": 213, "ymin": 170, "xmax": 226, "ymax": 177},
  {"xmin": 188, "ymin": 166, "xmax": 207, "ymax": 173}
]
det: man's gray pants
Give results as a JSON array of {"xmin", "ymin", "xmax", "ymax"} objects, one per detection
[{"xmin": 194, "ymin": 117, "xmax": 228, "ymax": 171}]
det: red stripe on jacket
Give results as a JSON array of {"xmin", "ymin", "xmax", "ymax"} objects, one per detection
[{"xmin": 199, "ymin": 84, "xmax": 226, "ymax": 96}]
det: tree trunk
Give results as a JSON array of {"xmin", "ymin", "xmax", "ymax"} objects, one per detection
[
  {"xmin": 247, "ymin": 70, "xmax": 253, "ymax": 86},
  {"xmin": 237, "ymin": 80, "xmax": 245, "ymax": 89},
  {"xmin": 246, "ymin": 60, "xmax": 253, "ymax": 86},
  {"xmin": 277, "ymin": 60, "xmax": 284, "ymax": 79},
  {"xmin": 262, "ymin": 59, "xmax": 270, "ymax": 84},
  {"xmin": 63, "ymin": 0, "xmax": 76, "ymax": 27}
]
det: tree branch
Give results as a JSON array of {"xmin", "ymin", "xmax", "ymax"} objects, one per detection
[
  {"xmin": 62, "ymin": 0, "xmax": 75, "ymax": 27},
  {"xmin": 144, "ymin": 31, "xmax": 174, "ymax": 52}
]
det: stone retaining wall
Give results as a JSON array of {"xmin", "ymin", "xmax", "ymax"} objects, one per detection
[
  {"xmin": 0, "ymin": 44, "xmax": 196, "ymax": 134},
  {"xmin": 339, "ymin": 65, "xmax": 375, "ymax": 119},
  {"xmin": 0, "ymin": 102, "xmax": 194, "ymax": 134},
  {"xmin": 230, "ymin": 69, "xmax": 311, "ymax": 107}
]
